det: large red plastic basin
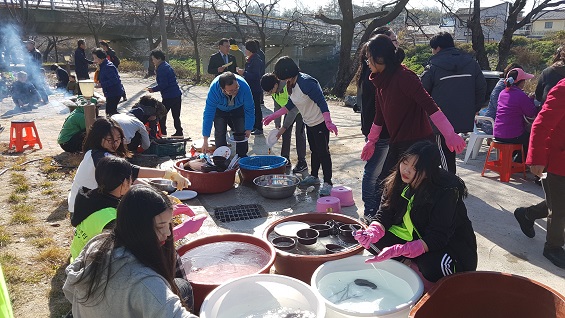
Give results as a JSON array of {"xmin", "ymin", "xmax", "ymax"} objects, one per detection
[
  {"xmin": 177, "ymin": 233, "xmax": 276, "ymax": 313},
  {"xmin": 409, "ymin": 271, "xmax": 565, "ymax": 318},
  {"xmin": 174, "ymin": 159, "xmax": 236, "ymax": 194},
  {"xmin": 262, "ymin": 212, "xmax": 366, "ymax": 284}
]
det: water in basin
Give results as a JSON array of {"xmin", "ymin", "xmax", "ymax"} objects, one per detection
[
  {"xmin": 181, "ymin": 241, "xmax": 270, "ymax": 284},
  {"xmin": 317, "ymin": 268, "xmax": 413, "ymax": 313}
]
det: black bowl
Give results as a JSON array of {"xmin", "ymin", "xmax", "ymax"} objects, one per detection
[
  {"xmin": 338, "ymin": 224, "xmax": 362, "ymax": 243},
  {"xmin": 325, "ymin": 244, "xmax": 345, "ymax": 254},
  {"xmin": 296, "ymin": 228, "xmax": 319, "ymax": 245},
  {"xmin": 310, "ymin": 224, "xmax": 331, "ymax": 237},
  {"xmin": 271, "ymin": 236, "xmax": 297, "ymax": 251}
]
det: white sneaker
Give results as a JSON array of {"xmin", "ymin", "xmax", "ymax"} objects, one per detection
[{"xmin": 320, "ymin": 182, "xmax": 332, "ymax": 196}]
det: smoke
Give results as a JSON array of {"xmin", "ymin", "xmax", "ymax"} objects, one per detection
[{"xmin": 0, "ymin": 24, "xmax": 27, "ymax": 70}]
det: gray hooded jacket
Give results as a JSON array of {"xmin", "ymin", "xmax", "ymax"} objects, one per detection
[
  {"xmin": 421, "ymin": 47, "xmax": 487, "ymax": 133},
  {"xmin": 63, "ymin": 234, "xmax": 197, "ymax": 318}
]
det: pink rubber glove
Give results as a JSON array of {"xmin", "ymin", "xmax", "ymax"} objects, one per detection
[
  {"xmin": 365, "ymin": 240, "xmax": 426, "ymax": 263},
  {"xmin": 173, "ymin": 214, "xmax": 207, "ymax": 241},
  {"xmin": 322, "ymin": 112, "xmax": 338, "ymax": 135},
  {"xmin": 430, "ymin": 111, "xmax": 466, "ymax": 154},
  {"xmin": 173, "ymin": 204, "xmax": 195, "ymax": 217},
  {"xmin": 354, "ymin": 222, "xmax": 385, "ymax": 249},
  {"xmin": 263, "ymin": 107, "xmax": 288, "ymax": 126},
  {"xmin": 360, "ymin": 124, "xmax": 382, "ymax": 161}
]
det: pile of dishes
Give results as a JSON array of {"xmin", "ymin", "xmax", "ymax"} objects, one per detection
[{"xmin": 182, "ymin": 146, "xmax": 239, "ymax": 173}]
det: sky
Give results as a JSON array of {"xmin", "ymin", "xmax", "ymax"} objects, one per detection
[{"xmin": 276, "ymin": 0, "xmax": 538, "ymax": 15}]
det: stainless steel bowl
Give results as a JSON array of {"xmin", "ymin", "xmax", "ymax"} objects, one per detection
[
  {"xmin": 150, "ymin": 179, "xmax": 177, "ymax": 193},
  {"xmin": 253, "ymin": 174, "xmax": 300, "ymax": 199}
]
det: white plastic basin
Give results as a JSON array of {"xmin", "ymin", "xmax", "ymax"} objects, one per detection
[
  {"xmin": 312, "ymin": 255, "xmax": 424, "ymax": 318},
  {"xmin": 199, "ymin": 274, "xmax": 326, "ymax": 318}
]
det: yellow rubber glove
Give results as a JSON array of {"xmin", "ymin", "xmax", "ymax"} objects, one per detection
[{"xmin": 163, "ymin": 170, "xmax": 190, "ymax": 190}]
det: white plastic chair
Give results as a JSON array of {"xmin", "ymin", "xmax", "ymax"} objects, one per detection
[{"xmin": 464, "ymin": 115, "xmax": 494, "ymax": 164}]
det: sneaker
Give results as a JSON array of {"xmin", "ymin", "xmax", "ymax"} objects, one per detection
[
  {"xmin": 292, "ymin": 161, "xmax": 308, "ymax": 173},
  {"xmin": 171, "ymin": 131, "xmax": 184, "ymax": 138},
  {"xmin": 543, "ymin": 247, "xmax": 565, "ymax": 269},
  {"xmin": 299, "ymin": 175, "xmax": 320, "ymax": 187},
  {"xmin": 251, "ymin": 129, "xmax": 264, "ymax": 135},
  {"xmin": 514, "ymin": 207, "xmax": 535, "ymax": 238},
  {"xmin": 319, "ymin": 182, "xmax": 332, "ymax": 196}
]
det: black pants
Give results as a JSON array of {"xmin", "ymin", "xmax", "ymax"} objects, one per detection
[
  {"xmin": 214, "ymin": 107, "xmax": 248, "ymax": 157},
  {"xmin": 105, "ymin": 95, "xmax": 121, "ymax": 117},
  {"xmin": 127, "ymin": 132, "xmax": 142, "ymax": 152},
  {"xmin": 160, "ymin": 95, "xmax": 183, "ymax": 135},
  {"xmin": 281, "ymin": 113, "xmax": 306, "ymax": 164},
  {"xmin": 436, "ymin": 134, "xmax": 456, "ymax": 174},
  {"xmin": 59, "ymin": 131, "xmax": 86, "ymax": 153},
  {"xmin": 372, "ymin": 231, "xmax": 474, "ymax": 283},
  {"xmin": 495, "ymin": 130, "xmax": 530, "ymax": 163},
  {"xmin": 252, "ymin": 91, "xmax": 263, "ymax": 131},
  {"xmin": 306, "ymin": 122, "xmax": 332, "ymax": 184}
]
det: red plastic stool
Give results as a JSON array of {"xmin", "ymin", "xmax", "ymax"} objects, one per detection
[
  {"xmin": 481, "ymin": 141, "xmax": 526, "ymax": 182},
  {"xmin": 9, "ymin": 121, "xmax": 42, "ymax": 153}
]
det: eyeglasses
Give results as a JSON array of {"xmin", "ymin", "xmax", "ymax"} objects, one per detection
[
  {"xmin": 222, "ymin": 84, "xmax": 240, "ymax": 96},
  {"xmin": 104, "ymin": 137, "xmax": 124, "ymax": 145}
]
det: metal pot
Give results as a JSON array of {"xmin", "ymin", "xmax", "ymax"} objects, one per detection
[{"xmin": 253, "ymin": 174, "xmax": 300, "ymax": 199}]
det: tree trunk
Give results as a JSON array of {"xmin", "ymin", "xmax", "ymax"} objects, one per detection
[
  {"xmin": 332, "ymin": 26, "xmax": 355, "ymax": 97},
  {"xmin": 496, "ymin": 29, "xmax": 514, "ymax": 71},
  {"xmin": 194, "ymin": 38, "xmax": 201, "ymax": 82},
  {"xmin": 469, "ymin": 0, "xmax": 490, "ymax": 70},
  {"xmin": 157, "ymin": 0, "xmax": 168, "ymax": 56}
]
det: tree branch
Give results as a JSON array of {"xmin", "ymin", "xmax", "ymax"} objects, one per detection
[{"xmin": 314, "ymin": 13, "xmax": 342, "ymax": 26}]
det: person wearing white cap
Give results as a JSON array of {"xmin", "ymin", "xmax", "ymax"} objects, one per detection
[{"xmin": 493, "ymin": 67, "xmax": 539, "ymax": 160}]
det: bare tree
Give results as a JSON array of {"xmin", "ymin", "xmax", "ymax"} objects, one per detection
[
  {"xmin": 42, "ymin": 36, "xmax": 73, "ymax": 63},
  {"xmin": 206, "ymin": 0, "xmax": 302, "ymax": 67},
  {"xmin": 436, "ymin": 0, "xmax": 490, "ymax": 70},
  {"xmin": 316, "ymin": 0, "xmax": 409, "ymax": 97},
  {"xmin": 496, "ymin": 0, "xmax": 565, "ymax": 70},
  {"xmin": 74, "ymin": 0, "xmax": 117, "ymax": 46},
  {"xmin": 1, "ymin": 0, "xmax": 41, "ymax": 36},
  {"xmin": 178, "ymin": 0, "xmax": 206, "ymax": 82}
]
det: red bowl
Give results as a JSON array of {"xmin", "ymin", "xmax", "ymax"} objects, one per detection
[{"xmin": 174, "ymin": 159, "xmax": 236, "ymax": 194}]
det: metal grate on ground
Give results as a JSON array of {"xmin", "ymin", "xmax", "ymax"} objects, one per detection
[{"xmin": 212, "ymin": 204, "xmax": 267, "ymax": 223}]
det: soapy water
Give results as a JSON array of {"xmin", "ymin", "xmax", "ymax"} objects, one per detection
[
  {"xmin": 242, "ymin": 307, "xmax": 316, "ymax": 318},
  {"xmin": 318, "ymin": 269, "xmax": 413, "ymax": 313},
  {"xmin": 181, "ymin": 242, "xmax": 270, "ymax": 284}
]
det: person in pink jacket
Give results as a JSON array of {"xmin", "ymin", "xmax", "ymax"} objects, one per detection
[{"xmin": 521, "ymin": 78, "xmax": 565, "ymax": 269}]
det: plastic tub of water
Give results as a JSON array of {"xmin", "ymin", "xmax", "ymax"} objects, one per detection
[
  {"xmin": 178, "ymin": 233, "xmax": 276, "ymax": 312},
  {"xmin": 200, "ymin": 274, "xmax": 326, "ymax": 318},
  {"xmin": 311, "ymin": 255, "xmax": 424, "ymax": 318},
  {"xmin": 409, "ymin": 271, "xmax": 565, "ymax": 318}
]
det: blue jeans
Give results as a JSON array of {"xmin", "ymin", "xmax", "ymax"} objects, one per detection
[{"xmin": 362, "ymin": 138, "xmax": 389, "ymax": 218}]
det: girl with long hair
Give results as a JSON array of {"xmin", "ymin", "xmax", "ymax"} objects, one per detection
[
  {"xmin": 64, "ymin": 185, "xmax": 198, "ymax": 317},
  {"xmin": 355, "ymin": 141, "xmax": 477, "ymax": 283}
]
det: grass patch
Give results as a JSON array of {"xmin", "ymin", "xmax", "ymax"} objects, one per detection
[
  {"xmin": 40, "ymin": 181, "xmax": 53, "ymax": 188},
  {"xmin": 32, "ymin": 237, "xmax": 55, "ymax": 248},
  {"xmin": 41, "ymin": 188, "xmax": 55, "ymax": 196},
  {"xmin": 46, "ymin": 171, "xmax": 65, "ymax": 180},
  {"xmin": 0, "ymin": 226, "xmax": 11, "ymax": 247},
  {"xmin": 40, "ymin": 157, "xmax": 58, "ymax": 174},
  {"xmin": 22, "ymin": 228, "xmax": 45, "ymax": 238},
  {"xmin": 7, "ymin": 193, "xmax": 26, "ymax": 204},
  {"xmin": 10, "ymin": 172, "xmax": 26, "ymax": 185},
  {"xmin": 10, "ymin": 156, "xmax": 28, "ymax": 171},
  {"xmin": 36, "ymin": 246, "xmax": 68, "ymax": 265},
  {"xmin": 14, "ymin": 183, "xmax": 29, "ymax": 193},
  {"xmin": 10, "ymin": 204, "xmax": 35, "ymax": 224}
]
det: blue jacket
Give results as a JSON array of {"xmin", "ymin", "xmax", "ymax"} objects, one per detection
[
  {"xmin": 202, "ymin": 74, "xmax": 255, "ymax": 136},
  {"xmin": 243, "ymin": 53, "xmax": 264, "ymax": 94},
  {"xmin": 152, "ymin": 61, "xmax": 182, "ymax": 99},
  {"xmin": 98, "ymin": 60, "xmax": 124, "ymax": 98}
]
